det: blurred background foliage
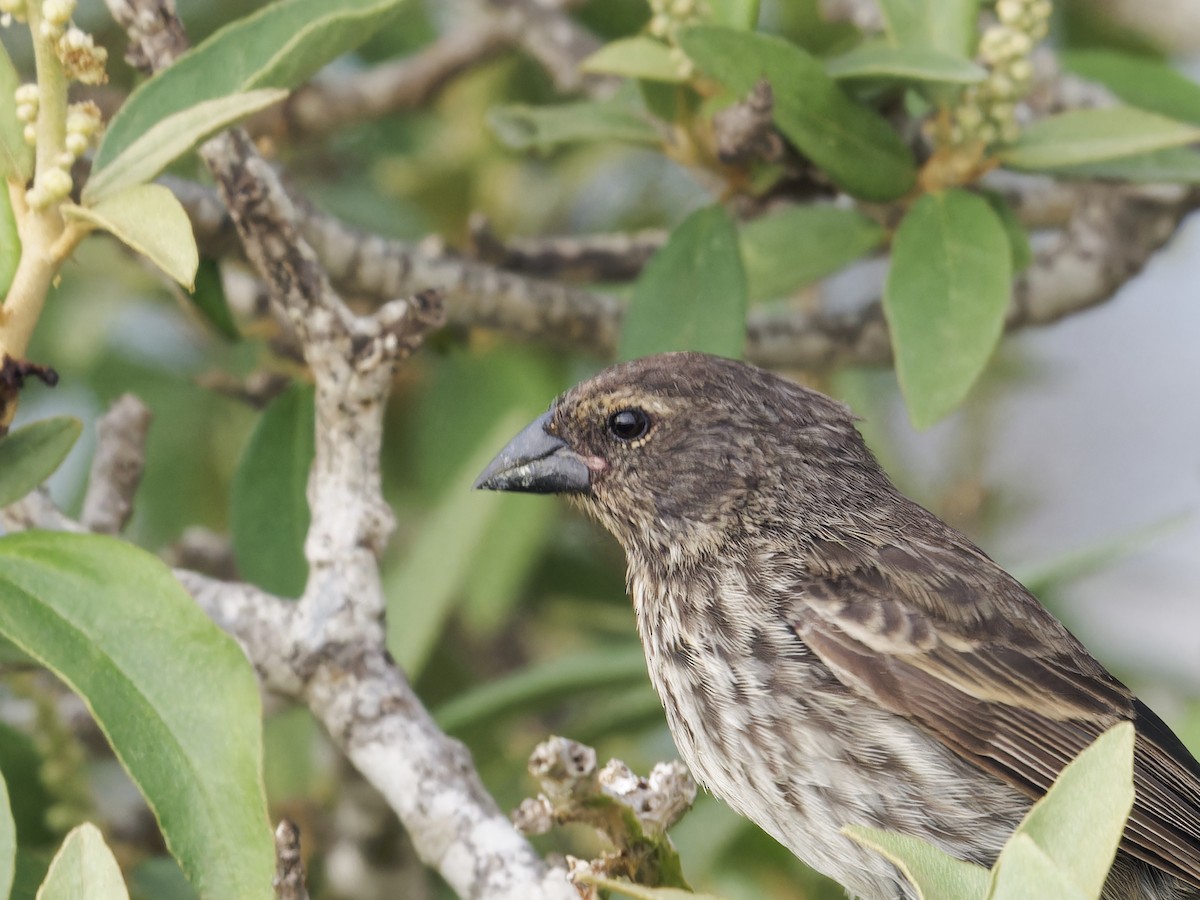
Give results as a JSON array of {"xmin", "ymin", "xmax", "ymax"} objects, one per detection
[{"xmin": 4, "ymin": 0, "xmax": 1200, "ymax": 897}]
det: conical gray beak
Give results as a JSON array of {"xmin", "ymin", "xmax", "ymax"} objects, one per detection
[{"xmin": 474, "ymin": 411, "xmax": 591, "ymax": 495}]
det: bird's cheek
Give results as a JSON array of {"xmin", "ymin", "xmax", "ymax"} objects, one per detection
[{"xmin": 582, "ymin": 454, "xmax": 608, "ymax": 475}]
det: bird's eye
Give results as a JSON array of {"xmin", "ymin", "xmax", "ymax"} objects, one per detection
[{"xmin": 607, "ymin": 408, "xmax": 650, "ymax": 442}]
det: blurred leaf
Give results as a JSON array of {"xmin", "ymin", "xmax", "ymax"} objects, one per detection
[
  {"xmin": 581, "ymin": 37, "xmax": 686, "ymax": 83},
  {"xmin": 0, "ymin": 417, "xmax": 82, "ymax": 508},
  {"xmin": 189, "ymin": 259, "xmax": 240, "ymax": 340},
  {"xmin": 575, "ymin": 873, "xmax": 724, "ymax": 900},
  {"xmin": 1049, "ymin": 146, "xmax": 1200, "ymax": 183},
  {"xmin": 989, "ymin": 723, "xmax": 1134, "ymax": 899},
  {"xmin": 12, "ymin": 850, "xmax": 52, "ymax": 900},
  {"xmin": 1001, "ymin": 108, "xmax": 1200, "ymax": 171},
  {"xmin": 35, "ymin": 823, "xmax": 128, "ymax": 900},
  {"xmin": 0, "ymin": 723, "xmax": 55, "ymax": 848},
  {"xmin": 1, "ymin": 179, "xmax": 18, "ymax": 298},
  {"xmin": 884, "ymin": 189, "xmax": 1011, "ymax": 428},
  {"xmin": 0, "ymin": 41, "xmax": 33, "ymax": 182},
  {"xmin": 707, "ymin": 0, "xmax": 759, "ymax": 29},
  {"xmin": 128, "ymin": 857, "xmax": 198, "ymax": 900},
  {"xmin": 93, "ymin": 0, "xmax": 410, "ymax": 172},
  {"xmin": 386, "ymin": 411, "xmax": 529, "ymax": 677},
  {"xmin": 980, "ymin": 192, "xmax": 1032, "ymax": 273},
  {"xmin": 738, "ymin": 205, "xmax": 884, "ymax": 301},
  {"xmin": 63, "ymin": 186, "xmax": 199, "ymax": 290},
  {"xmin": 0, "ymin": 768, "xmax": 13, "ymax": 900},
  {"xmin": 826, "ymin": 42, "xmax": 985, "ymax": 84},
  {"xmin": 0, "ymin": 532, "xmax": 274, "ymax": 900},
  {"xmin": 679, "ymin": 26, "xmax": 916, "ymax": 201},
  {"xmin": 877, "ymin": 0, "xmax": 979, "ymax": 57},
  {"xmin": 460, "ymin": 496, "xmax": 557, "ymax": 634},
  {"xmin": 435, "ymin": 645, "xmax": 648, "ymax": 732},
  {"xmin": 488, "ymin": 95, "xmax": 660, "ymax": 152},
  {"xmin": 620, "ymin": 205, "xmax": 746, "ymax": 359},
  {"xmin": 231, "ymin": 384, "xmax": 314, "ymax": 599},
  {"xmin": 1062, "ymin": 50, "xmax": 1200, "ymax": 126},
  {"xmin": 843, "ymin": 825, "xmax": 988, "ymax": 900},
  {"xmin": 84, "ymin": 90, "xmax": 285, "ymax": 203}
]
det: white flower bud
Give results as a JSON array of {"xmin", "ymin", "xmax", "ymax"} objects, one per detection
[
  {"xmin": 65, "ymin": 132, "xmax": 89, "ymax": 157},
  {"xmin": 38, "ymin": 166, "xmax": 73, "ymax": 201}
]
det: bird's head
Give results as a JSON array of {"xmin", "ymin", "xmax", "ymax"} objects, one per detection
[{"xmin": 475, "ymin": 352, "xmax": 874, "ymax": 564}]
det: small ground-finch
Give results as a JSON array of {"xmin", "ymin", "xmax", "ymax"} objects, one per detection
[{"xmin": 477, "ymin": 352, "xmax": 1200, "ymax": 899}]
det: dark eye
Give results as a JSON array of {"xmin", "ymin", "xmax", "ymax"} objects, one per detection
[{"xmin": 607, "ymin": 408, "xmax": 650, "ymax": 442}]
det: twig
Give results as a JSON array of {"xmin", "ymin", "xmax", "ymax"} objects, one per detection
[
  {"xmin": 273, "ymin": 819, "xmax": 311, "ymax": 900},
  {"xmin": 80, "ymin": 394, "xmax": 152, "ymax": 535}
]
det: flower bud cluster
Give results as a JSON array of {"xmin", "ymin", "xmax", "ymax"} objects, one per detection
[
  {"xmin": 15, "ymin": 82, "xmax": 39, "ymax": 145},
  {"xmin": 0, "ymin": 0, "xmax": 26, "ymax": 26},
  {"xmin": 949, "ymin": 0, "xmax": 1051, "ymax": 147},
  {"xmin": 647, "ymin": 0, "xmax": 708, "ymax": 80},
  {"xmin": 39, "ymin": 0, "xmax": 72, "ymax": 38},
  {"xmin": 57, "ymin": 25, "xmax": 107, "ymax": 84}
]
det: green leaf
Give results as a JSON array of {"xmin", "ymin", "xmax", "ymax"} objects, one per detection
[
  {"xmin": 93, "ymin": 0, "xmax": 409, "ymax": 171},
  {"xmin": 487, "ymin": 95, "xmax": 660, "ymax": 152},
  {"xmin": 980, "ymin": 192, "xmax": 1032, "ymax": 273},
  {"xmin": 877, "ymin": 0, "xmax": 979, "ymax": 57},
  {"xmin": 0, "ymin": 532, "xmax": 274, "ymax": 899},
  {"xmin": 62, "ymin": 185, "xmax": 199, "ymax": 290},
  {"xmin": 435, "ymin": 646, "xmax": 649, "ymax": 732},
  {"xmin": 678, "ymin": 26, "xmax": 916, "ymax": 201},
  {"xmin": 1062, "ymin": 50, "xmax": 1200, "ymax": 126},
  {"xmin": 0, "ymin": 417, "xmax": 82, "ymax": 508},
  {"xmin": 0, "ymin": 41, "xmax": 34, "ymax": 183},
  {"xmin": 989, "ymin": 834, "xmax": 1088, "ymax": 900},
  {"xmin": 85, "ymin": 90, "xmax": 285, "ymax": 203},
  {"xmin": 231, "ymin": 384, "xmax": 314, "ymax": 599},
  {"xmin": 706, "ymin": 0, "xmax": 760, "ymax": 30},
  {"xmin": 0, "ymin": 768, "xmax": 14, "ymax": 900},
  {"xmin": 1001, "ymin": 108, "xmax": 1200, "ymax": 171},
  {"xmin": 189, "ymin": 259, "xmax": 240, "ymax": 340},
  {"xmin": 619, "ymin": 205, "xmax": 747, "ymax": 360},
  {"xmin": 386, "ymin": 412, "xmax": 529, "ymax": 677},
  {"xmin": 826, "ymin": 42, "xmax": 985, "ymax": 84},
  {"xmin": 580, "ymin": 36, "xmax": 686, "ymax": 83},
  {"xmin": 883, "ymin": 189, "xmax": 1011, "ymax": 428},
  {"xmin": 1048, "ymin": 146, "xmax": 1200, "ymax": 184},
  {"xmin": 843, "ymin": 825, "xmax": 989, "ymax": 900},
  {"xmin": 0, "ymin": 175, "xmax": 19, "ymax": 298},
  {"xmin": 35, "ymin": 823, "xmax": 128, "ymax": 900},
  {"xmin": 573, "ymin": 873, "xmax": 724, "ymax": 900},
  {"xmin": 739, "ymin": 205, "xmax": 885, "ymax": 302},
  {"xmin": 988, "ymin": 723, "xmax": 1135, "ymax": 900}
]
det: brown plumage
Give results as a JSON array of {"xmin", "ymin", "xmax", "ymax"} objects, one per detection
[{"xmin": 476, "ymin": 351, "xmax": 1200, "ymax": 899}]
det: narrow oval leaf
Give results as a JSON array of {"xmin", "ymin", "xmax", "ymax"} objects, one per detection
[
  {"xmin": 581, "ymin": 36, "xmax": 686, "ymax": 83},
  {"xmin": 678, "ymin": 26, "xmax": 916, "ymax": 201},
  {"xmin": 93, "ymin": 0, "xmax": 409, "ymax": 172},
  {"xmin": 739, "ymin": 205, "xmax": 885, "ymax": 302},
  {"xmin": 84, "ymin": 89, "xmax": 286, "ymax": 203},
  {"xmin": 707, "ymin": 0, "xmax": 760, "ymax": 30},
  {"xmin": 989, "ymin": 723, "xmax": 1135, "ymax": 899},
  {"xmin": 1049, "ymin": 146, "xmax": 1200, "ymax": 184},
  {"xmin": 63, "ymin": 185, "xmax": 199, "ymax": 290},
  {"xmin": 0, "ymin": 417, "xmax": 82, "ymax": 508},
  {"xmin": 878, "ymin": 0, "xmax": 979, "ymax": 57},
  {"xmin": 619, "ymin": 205, "xmax": 747, "ymax": 360},
  {"xmin": 35, "ymin": 823, "xmax": 127, "ymax": 900},
  {"xmin": 883, "ymin": 189, "xmax": 1011, "ymax": 428},
  {"xmin": 0, "ymin": 41, "xmax": 34, "ymax": 182},
  {"xmin": 231, "ymin": 384, "xmax": 314, "ymax": 599},
  {"xmin": 826, "ymin": 43, "xmax": 986, "ymax": 84},
  {"xmin": 1062, "ymin": 50, "xmax": 1200, "ymax": 126},
  {"xmin": 435, "ymin": 646, "xmax": 649, "ymax": 732},
  {"xmin": 0, "ymin": 768, "xmax": 14, "ymax": 900},
  {"xmin": 488, "ymin": 95, "xmax": 660, "ymax": 152},
  {"xmin": 843, "ymin": 825, "xmax": 989, "ymax": 900},
  {"xmin": 574, "ymin": 873, "xmax": 724, "ymax": 900},
  {"xmin": 190, "ymin": 258, "xmax": 241, "ymax": 340},
  {"xmin": 386, "ymin": 412, "xmax": 528, "ymax": 677},
  {"xmin": 1, "ymin": 182, "xmax": 22, "ymax": 302},
  {"xmin": 0, "ymin": 532, "xmax": 274, "ymax": 899},
  {"xmin": 1001, "ymin": 108, "xmax": 1200, "ymax": 171}
]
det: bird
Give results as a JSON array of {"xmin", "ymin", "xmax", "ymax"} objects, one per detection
[{"xmin": 475, "ymin": 351, "xmax": 1200, "ymax": 900}]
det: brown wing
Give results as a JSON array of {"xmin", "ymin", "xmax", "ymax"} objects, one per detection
[{"xmin": 789, "ymin": 529, "xmax": 1200, "ymax": 888}]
